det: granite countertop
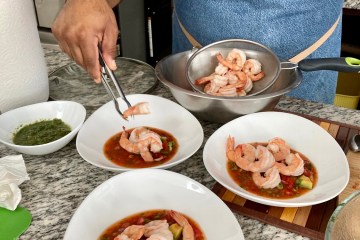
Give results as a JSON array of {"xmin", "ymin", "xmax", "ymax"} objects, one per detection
[
  {"xmin": 344, "ymin": 0, "xmax": 360, "ymax": 9},
  {"xmin": 2, "ymin": 48, "xmax": 360, "ymax": 240}
]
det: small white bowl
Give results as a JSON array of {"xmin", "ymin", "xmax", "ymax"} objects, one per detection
[
  {"xmin": 0, "ymin": 101, "xmax": 86, "ymax": 155},
  {"xmin": 64, "ymin": 169, "xmax": 245, "ymax": 240}
]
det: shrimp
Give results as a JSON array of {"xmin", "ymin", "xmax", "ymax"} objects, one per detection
[
  {"xmin": 137, "ymin": 131, "xmax": 163, "ymax": 162},
  {"xmin": 243, "ymin": 59, "xmax": 262, "ymax": 75},
  {"xmin": 195, "ymin": 73, "xmax": 215, "ymax": 85},
  {"xmin": 226, "ymin": 136, "xmax": 236, "ymax": 161},
  {"xmin": 226, "ymin": 136, "xmax": 255, "ymax": 162},
  {"xmin": 217, "ymin": 76, "xmax": 246, "ymax": 96},
  {"xmin": 216, "ymin": 53, "xmax": 241, "ymax": 71},
  {"xmin": 212, "ymin": 75, "xmax": 229, "ymax": 87},
  {"xmin": 169, "ymin": 210, "xmax": 194, "ymax": 240},
  {"xmin": 237, "ymin": 89, "xmax": 247, "ymax": 96},
  {"xmin": 129, "ymin": 127, "xmax": 148, "ymax": 143},
  {"xmin": 123, "ymin": 102, "xmax": 150, "ymax": 119},
  {"xmin": 114, "ymin": 225, "xmax": 146, "ymax": 240},
  {"xmin": 252, "ymin": 165, "xmax": 281, "ymax": 189},
  {"xmin": 218, "ymin": 85, "xmax": 238, "ymax": 97},
  {"xmin": 215, "ymin": 63, "xmax": 229, "ymax": 75},
  {"xmin": 119, "ymin": 129, "xmax": 140, "ymax": 154},
  {"xmin": 226, "ymin": 48, "xmax": 246, "ymax": 69},
  {"xmin": 267, "ymin": 137, "xmax": 291, "ymax": 161},
  {"xmin": 275, "ymin": 153, "xmax": 304, "ymax": 176},
  {"xmin": 144, "ymin": 220, "xmax": 173, "ymax": 240},
  {"xmin": 242, "ymin": 76, "xmax": 253, "ymax": 93},
  {"xmin": 247, "ymin": 145, "xmax": 275, "ymax": 173},
  {"xmin": 224, "ymin": 70, "xmax": 239, "ymax": 84},
  {"xmin": 248, "ymin": 71, "xmax": 265, "ymax": 81},
  {"xmin": 229, "ymin": 144, "xmax": 257, "ymax": 171}
]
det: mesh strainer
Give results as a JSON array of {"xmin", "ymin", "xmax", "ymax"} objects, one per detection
[{"xmin": 186, "ymin": 39, "xmax": 360, "ymax": 97}]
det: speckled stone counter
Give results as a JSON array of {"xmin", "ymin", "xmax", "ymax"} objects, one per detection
[
  {"xmin": 2, "ymin": 48, "xmax": 359, "ymax": 240},
  {"xmin": 344, "ymin": 0, "xmax": 360, "ymax": 9}
]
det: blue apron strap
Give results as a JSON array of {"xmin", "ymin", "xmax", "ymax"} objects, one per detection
[{"xmin": 176, "ymin": 6, "xmax": 340, "ymax": 63}]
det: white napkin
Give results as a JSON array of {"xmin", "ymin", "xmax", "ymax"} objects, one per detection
[{"xmin": 0, "ymin": 155, "xmax": 30, "ymax": 211}]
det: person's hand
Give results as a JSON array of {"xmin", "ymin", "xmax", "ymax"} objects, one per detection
[{"xmin": 52, "ymin": 0, "xmax": 119, "ymax": 83}]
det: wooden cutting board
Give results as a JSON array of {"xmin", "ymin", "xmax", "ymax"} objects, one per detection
[{"xmin": 211, "ymin": 111, "xmax": 360, "ymax": 240}]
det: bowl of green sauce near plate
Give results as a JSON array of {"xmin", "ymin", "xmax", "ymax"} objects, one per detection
[{"xmin": 0, "ymin": 101, "xmax": 86, "ymax": 155}]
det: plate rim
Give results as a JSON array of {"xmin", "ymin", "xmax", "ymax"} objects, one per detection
[
  {"xmin": 64, "ymin": 168, "xmax": 245, "ymax": 240},
  {"xmin": 76, "ymin": 94, "xmax": 204, "ymax": 172},
  {"xmin": 203, "ymin": 111, "xmax": 350, "ymax": 208}
]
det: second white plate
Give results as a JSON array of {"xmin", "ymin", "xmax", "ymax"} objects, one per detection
[{"xmin": 203, "ymin": 111, "xmax": 349, "ymax": 207}]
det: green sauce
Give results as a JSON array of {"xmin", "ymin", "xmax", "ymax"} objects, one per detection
[{"xmin": 13, "ymin": 119, "xmax": 72, "ymax": 146}]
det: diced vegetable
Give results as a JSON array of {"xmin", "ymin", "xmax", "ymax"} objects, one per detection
[
  {"xmin": 296, "ymin": 175, "xmax": 313, "ymax": 189},
  {"xmin": 169, "ymin": 223, "xmax": 183, "ymax": 240},
  {"xmin": 168, "ymin": 141, "xmax": 174, "ymax": 151}
]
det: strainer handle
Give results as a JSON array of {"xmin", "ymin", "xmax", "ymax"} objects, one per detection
[{"xmin": 280, "ymin": 61, "xmax": 298, "ymax": 70}]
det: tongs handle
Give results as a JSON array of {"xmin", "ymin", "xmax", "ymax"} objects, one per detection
[
  {"xmin": 98, "ymin": 46, "xmax": 132, "ymax": 119},
  {"xmin": 98, "ymin": 46, "xmax": 132, "ymax": 107}
]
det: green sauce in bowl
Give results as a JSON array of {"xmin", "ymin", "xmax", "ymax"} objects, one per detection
[{"xmin": 13, "ymin": 119, "xmax": 71, "ymax": 146}]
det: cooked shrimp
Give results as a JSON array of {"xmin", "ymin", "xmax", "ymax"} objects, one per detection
[
  {"xmin": 215, "ymin": 63, "xmax": 229, "ymax": 75},
  {"xmin": 224, "ymin": 70, "xmax": 239, "ymax": 84},
  {"xmin": 226, "ymin": 136, "xmax": 236, "ymax": 161},
  {"xmin": 119, "ymin": 129, "xmax": 140, "ymax": 154},
  {"xmin": 218, "ymin": 86, "xmax": 237, "ymax": 97},
  {"xmin": 129, "ymin": 127, "xmax": 148, "ymax": 143},
  {"xmin": 226, "ymin": 48, "xmax": 246, "ymax": 69},
  {"xmin": 275, "ymin": 153, "xmax": 304, "ymax": 176},
  {"xmin": 242, "ymin": 77, "xmax": 253, "ymax": 93},
  {"xmin": 169, "ymin": 210, "xmax": 195, "ymax": 240},
  {"xmin": 243, "ymin": 59, "xmax": 262, "ymax": 75},
  {"xmin": 216, "ymin": 53, "xmax": 241, "ymax": 71},
  {"xmin": 123, "ymin": 102, "xmax": 150, "ymax": 119},
  {"xmin": 248, "ymin": 71, "xmax": 265, "ymax": 81},
  {"xmin": 247, "ymin": 145, "xmax": 275, "ymax": 173},
  {"xmin": 252, "ymin": 165, "xmax": 281, "ymax": 189},
  {"xmin": 226, "ymin": 136, "xmax": 255, "ymax": 162},
  {"xmin": 212, "ymin": 75, "xmax": 229, "ymax": 87},
  {"xmin": 233, "ymin": 71, "xmax": 248, "ymax": 83},
  {"xmin": 137, "ymin": 131, "xmax": 163, "ymax": 162},
  {"xmin": 267, "ymin": 137, "xmax": 291, "ymax": 161},
  {"xmin": 144, "ymin": 220, "xmax": 173, "ymax": 240},
  {"xmin": 114, "ymin": 225, "xmax": 146, "ymax": 240},
  {"xmin": 233, "ymin": 144, "xmax": 256, "ymax": 171},
  {"xmin": 194, "ymin": 73, "xmax": 215, "ymax": 85}
]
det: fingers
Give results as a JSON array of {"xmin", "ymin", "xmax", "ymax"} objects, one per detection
[
  {"xmin": 101, "ymin": 15, "xmax": 119, "ymax": 71},
  {"xmin": 80, "ymin": 38, "xmax": 102, "ymax": 83},
  {"xmin": 51, "ymin": 0, "xmax": 119, "ymax": 83}
]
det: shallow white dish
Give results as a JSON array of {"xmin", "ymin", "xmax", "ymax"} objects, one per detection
[
  {"xmin": 203, "ymin": 111, "xmax": 350, "ymax": 207},
  {"xmin": 64, "ymin": 169, "xmax": 244, "ymax": 240},
  {"xmin": 0, "ymin": 101, "xmax": 86, "ymax": 155},
  {"xmin": 76, "ymin": 94, "xmax": 204, "ymax": 172}
]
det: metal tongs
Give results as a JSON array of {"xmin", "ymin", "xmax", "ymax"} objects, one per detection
[{"xmin": 98, "ymin": 46, "xmax": 132, "ymax": 120}]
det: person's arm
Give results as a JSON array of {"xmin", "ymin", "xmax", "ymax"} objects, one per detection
[{"xmin": 52, "ymin": 0, "xmax": 121, "ymax": 83}]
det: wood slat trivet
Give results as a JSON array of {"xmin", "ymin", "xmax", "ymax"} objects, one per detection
[{"xmin": 211, "ymin": 114, "xmax": 360, "ymax": 240}]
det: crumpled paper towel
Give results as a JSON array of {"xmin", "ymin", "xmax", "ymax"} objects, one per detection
[{"xmin": 0, "ymin": 155, "xmax": 30, "ymax": 211}]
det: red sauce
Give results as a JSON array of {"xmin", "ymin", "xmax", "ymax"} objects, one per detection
[
  {"xmin": 98, "ymin": 209, "xmax": 206, "ymax": 240},
  {"xmin": 103, "ymin": 127, "xmax": 178, "ymax": 168},
  {"xmin": 227, "ymin": 143, "xmax": 318, "ymax": 199}
]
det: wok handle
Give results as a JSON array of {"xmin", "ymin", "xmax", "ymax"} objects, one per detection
[{"xmin": 298, "ymin": 57, "xmax": 360, "ymax": 72}]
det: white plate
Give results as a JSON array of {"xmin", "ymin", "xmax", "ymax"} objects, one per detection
[
  {"xmin": 203, "ymin": 111, "xmax": 350, "ymax": 207},
  {"xmin": 76, "ymin": 94, "xmax": 204, "ymax": 172},
  {"xmin": 64, "ymin": 169, "xmax": 244, "ymax": 240}
]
